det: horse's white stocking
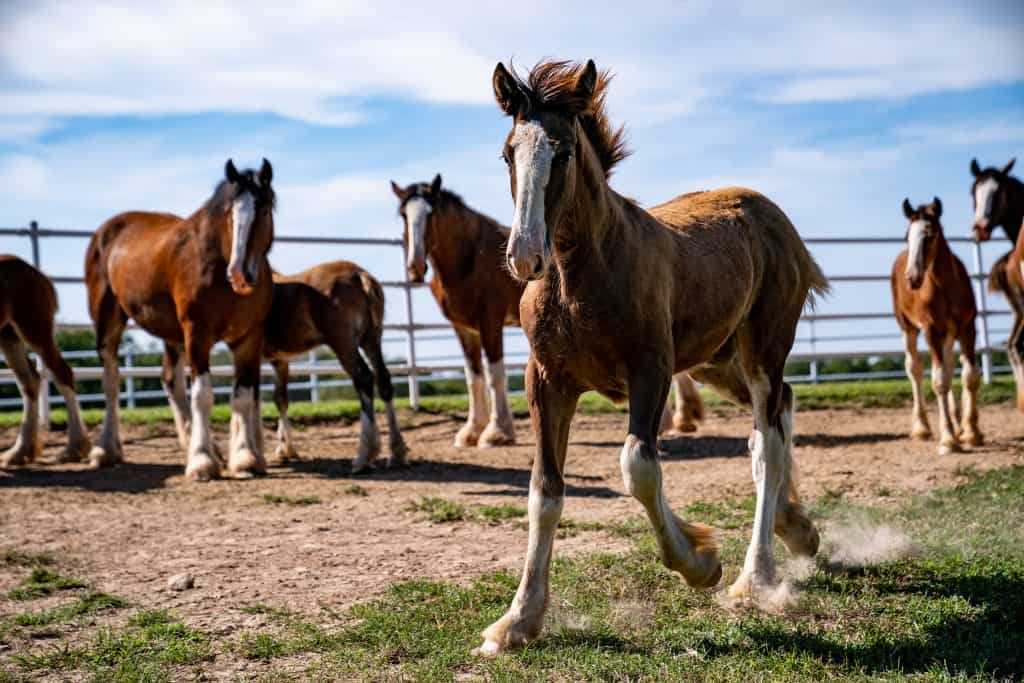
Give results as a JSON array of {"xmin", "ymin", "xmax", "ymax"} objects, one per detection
[
  {"xmin": 475, "ymin": 483, "xmax": 562, "ymax": 656},
  {"xmin": 729, "ymin": 374, "xmax": 787, "ymax": 598},
  {"xmin": 932, "ymin": 337, "xmax": 960, "ymax": 455},
  {"xmin": 959, "ymin": 352, "xmax": 982, "ymax": 445},
  {"xmin": 455, "ymin": 362, "xmax": 488, "ymax": 447},
  {"xmin": 903, "ymin": 331, "xmax": 930, "ymax": 439},
  {"xmin": 89, "ymin": 349, "xmax": 124, "ymax": 468},
  {"xmin": 227, "ymin": 384, "xmax": 265, "ymax": 478},
  {"xmin": 0, "ymin": 338, "xmax": 40, "ymax": 466},
  {"xmin": 54, "ymin": 380, "xmax": 90, "ymax": 463},
  {"xmin": 163, "ymin": 354, "xmax": 190, "ymax": 452},
  {"xmin": 351, "ymin": 392, "xmax": 380, "ymax": 474},
  {"xmin": 479, "ymin": 359, "xmax": 516, "ymax": 446},
  {"xmin": 620, "ymin": 434, "xmax": 720, "ymax": 586},
  {"xmin": 275, "ymin": 410, "xmax": 298, "ymax": 461},
  {"xmin": 385, "ymin": 400, "xmax": 409, "ymax": 467},
  {"xmin": 185, "ymin": 373, "xmax": 219, "ymax": 481}
]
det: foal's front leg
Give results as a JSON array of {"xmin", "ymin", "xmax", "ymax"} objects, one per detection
[
  {"xmin": 928, "ymin": 330, "xmax": 960, "ymax": 455},
  {"xmin": 183, "ymin": 331, "xmax": 220, "ymax": 482},
  {"xmin": 478, "ymin": 321, "xmax": 516, "ymax": 447},
  {"xmin": 623, "ymin": 363, "xmax": 721, "ymax": 588},
  {"xmin": 474, "ymin": 358, "xmax": 579, "ymax": 656},
  {"xmin": 227, "ymin": 332, "xmax": 267, "ymax": 478},
  {"xmin": 453, "ymin": 327, "xmax": 489, "ymax": 447}
]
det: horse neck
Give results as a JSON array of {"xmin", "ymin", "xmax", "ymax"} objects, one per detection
[
  {"xmin": 926, "ymin": 229, "xmax": 957, "ymax": 281},
  {"xmin": 428, "ymin": 201, "xmax": 480, "ymax": 282},
  {"xmin": 189, "ymin": 205, "xmax": 231, "ymax": 264},
  {"xmin": 1000, "ymin": 177, "xmax": 1024, "ymax": 244}
]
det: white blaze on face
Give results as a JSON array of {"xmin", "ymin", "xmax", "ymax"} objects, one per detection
[
  {"xmin": 228, "ymin": 191, "xmax": 256, "ymax": 279},
  {"xmin": 510, "ymin": 120, "xmax": 554, "ymax": 255},
  {"xmin": 906, "ymin": 219, "xmax": 929, "ymax": 280},
  {"xmin": 404, "ymin": 197, "xmax": 431, "ymax": 271},
  {"xmin": 974, "ymin": 178, "xmax": 999, "ymax": 226}
]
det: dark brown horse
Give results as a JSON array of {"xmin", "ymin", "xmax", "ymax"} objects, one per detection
[
  {"xmin": 0, "ymin": 256, "xmax": 91, "ymax": 466},
  {"xmin": 391, "ymin": 175, "xmax": 524, "ymax": 447},
  {"xmin": 262, "ymin": 261, "xmax": 409, "ymax": 472},
  {"xmin": 892, "ymin": 198, "xmax": 982, "ymax": 452},
  {"xmin": 476, "ymin": 59, "xmax": 828, "ymax": 655},
  {"xmin": 86, "ymin": 160, "xmax": 275, "ymax": 480},
  {"xmin": 971, "ymin": 158, "xmax": 1024, "ymax": 410}
]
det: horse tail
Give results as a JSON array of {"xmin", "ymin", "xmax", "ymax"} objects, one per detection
[
  {"xmin": 988, "ymin": 251, "xmax": 1010, "ymax": 295},
  {"xmin": 358, "ymin": 269, "xmax": 385, "ymax": 334},
  {"xmin": 804, "ymin": 253, "xmax": 831, "ymax": 311}
]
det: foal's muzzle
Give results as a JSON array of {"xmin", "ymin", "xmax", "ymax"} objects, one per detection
[
  {"xmin": 228, "ymin": 262, "xmax": 257, "ymax": 296},
  {"xmin": 506, "ymin": 239, "xmax": 550, "ymax": 281},
  {"xmin": 972, "ymin": 221, "xmax": 992, "ymax": 242}
]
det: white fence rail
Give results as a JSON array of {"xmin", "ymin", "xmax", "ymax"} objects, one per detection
[{"xmin": 0, "ymin": 223, "xmax": 1015, "ymax": 419}]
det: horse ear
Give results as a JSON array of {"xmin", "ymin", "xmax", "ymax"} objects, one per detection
[
  {"xmin": 259, "ymin": 158, "xmax": 273, "ymax": 186},
  {"xmin": 932, "ymin": 196, "xmax": 943, "ymax": 217},
  {"xmin": 902, "ymin": 198, "xmax": 914, "ymax": 219},
  {"xmin": 1003, "ymin": 158, "xmax": 1016, "ymax": 175},
  {"xmin": 970, "ymin": 158, "xmax": 981, "ymax": 177},
  {"xmin": 430, "ymin": 174, "xmax": 442, "ymax": 197},
  {"xmin": 493, "ymin": 62, "xmax": 526, "ymax": 116},
  {"xmin": 225, "ymin": 159, "xmax": 240, "ymax": 183},
  {"xmin": 390, "ymin": 181, "xmax": 406, "ymax": 200},
  {"xmin": 574, "ymin": 59, "xmax": 599, "ymax": 105}
]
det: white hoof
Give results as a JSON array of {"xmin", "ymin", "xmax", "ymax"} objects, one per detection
[
  {"xmin": 274, "ymin": 442, "xmax": 300, "ymax": 463},
  {"xmin": 1, "ymin": 439, "xmax": 40, "ymax": 468},
  {"xmin": 185, "ymin": 451, "xmax": 220, "ymax": 482},
  {"xmin": 471, "ymin": 639, "xmax": 503, "ymax": 657},
  {"xmin": 454, "ymin": 421, "xmax": 486, "ymax": 448},
  {"xmin": 228, "ymin": 448, "xmax": 265, "ymax": 479},
  {"xmin": 478, "ymin": 421, "xmax": 515, "ymax": 448},
  {"xmin": 89, "ymin": 443, "xmax": 122, "ymax": 469},
  {"xmin": 57, "ymin": 437, "xmax": 92, "ymax": 464}
]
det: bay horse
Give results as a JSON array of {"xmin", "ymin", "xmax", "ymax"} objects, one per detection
[
  {"xmin": 391, "ymin": 176, "xmax": 704, "ymax": 444},
  {"xmin": 970, "ymin": 158, "xmax": 1024, "ymax": 411},
  {"xmin": 476, "ymin": 59, "xmax": 828, "ymax": 655},
  {"xmin": 85, "ymin": 160, "xmax": 276, "ymax": 481},
  {"xmin": 0, "ymin": 256, "xmax": 91, "ymax": 466},
  {"xmin": 262, "ymin": 261, "xmax": 409, "ymax": 472},
  {"xmin": 891, "ymin": 198, "xmax": 982, "ymax": 452}
]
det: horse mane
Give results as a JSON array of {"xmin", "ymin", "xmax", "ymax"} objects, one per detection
[
  {"xmin": 400, "ymin": 184, "xmax": 467, "ymax": 213},
  {"xmin": 202, "ymin": 173, "xmax": 277, "ymax": 220},
  {"xmin": 511, "ymin": 59, "xmax": 631, "ymax": 177}
]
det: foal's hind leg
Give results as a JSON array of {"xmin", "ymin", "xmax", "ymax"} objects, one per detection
[
  {"xmin": 958, "ymin": 326, "xmax": 983, "ymax": 446},
  {"xmin": 27, "ymin": 322, "xmax": 91, "ymax": 463},
  {"xmin": 478, "ymin": 319, "xmax": 516, "ymax": 447},
  {"xmin": 270, "ymin": 360, "xmax": 300, "ymax": 462},
  {"xmin": 360, "ymin": 334, "xmax": 408, "ymax": 467},
  {"xmin": 927, "ymin": 329, "xmax": 961, "ymax": 455},
  {"xmin": 90, "ymin": 297, "xmax": 127, "ymax": 468},
  {"xmin": 332, "ymin": 336, "xmax": 380, "ymax": 474},
  {"xmin": 622, "ymin": 361, "xmax": 721, "ymax": 588},
  {"xmin": 902, "ymin": 329, "xmax": 931, "ymax": 440},
  {"xmin": 475, "ymin": 358, "xmax": 580, "ymax": 656},
  {"xmin": 453, "ymin": 327, "xmax": 488, "ymax": 448},
  {"xmin": 0, "ymin": 328, "xmax": 41, "ymax": 466},
  {"xmin": 226, "ymin": 331, "xmax": 267, "ymax": 479},
  {"xmin": 771, "ymin": 384, "xmax": 818, "ymax": 557},
  {"xmin": 162, "ymin": 344, "xmax": 191, "ymax": 452},
  {"xmin": 660, "ymin": 373, "xmax": 704, "ymax": 434}
]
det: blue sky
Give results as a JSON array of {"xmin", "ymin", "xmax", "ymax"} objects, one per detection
[{"xmin": 1, "ymin": 1, "xmax": 1023, "ymax": 365}]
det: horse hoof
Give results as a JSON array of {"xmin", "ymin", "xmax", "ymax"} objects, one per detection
[
  {"xmin": 672, "ymin": 419, "xmax": 699, "ymax": 434},
  {"xmin": 57, "ymin": 438, "xmax": 92, "ymax": 464},
  {"xmin": 477, "ymin": 425, "xmax": 515, "ymax": 448},
  {"xmin": 89, "ymin": 444, "xmax": 122, "ymax": 469},
  {"xmin": 228, "ymin": 448, "xmax": 265, "ymax": 479},
  {"xmin": 938, "ymin": 441, "xmax": 961, "ymax": 456},
  {"xmin": 962, "ymin": 431, "xmax": 983, "ymax": 447},
  {"xmin": 726, "ymin": 570, "xmax": 775, "ymax": 601},
  {"xmin": 274, "ymin": 444, "xmax": 300, "ymax": 464},
  {"xmin": 2, "ymin": 440, "xmax": 40, "ymax": 468},
  {"xmin": 186, "ymin": 452, "xmax": 220, "ymax": 481},
  {"xmin": 387, "ymin": 440, "xmax": 410, "ymax": 468},
  {"xmin": 454, "ymin": 423, "xmax": 486, "ymax": 448},
  {"xmin": 910, "ymin": 426, "xmax": 932, "ymax": 441}
]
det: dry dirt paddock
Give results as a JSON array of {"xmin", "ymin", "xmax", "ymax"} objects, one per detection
[{"xmin": 1, "ymin": 404, "xmax": 1022, "ymax": 637}]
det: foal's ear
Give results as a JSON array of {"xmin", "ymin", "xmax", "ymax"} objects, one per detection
[
  {"xmin": 931, "ymin": 196, "xmax": 943, "ymax": 217},
  {"xmin": 430, "ymin": 173, "xmax": 442, "ymax": 197},
  {"xmin": 902, "ymin": 198, "xmax": 914, "ymax": 219},
  {"xmin": 970, "ymin": 158, "xmax": 981, "ymax": 177},
  {"xmin": 1003, "ymin": 158, "xmax": 1016, "ymax": 175},
  {"xmin": 390, "ymin": 181, "xmax": 406, "ymax": 200},
  {"xmin": 259, "ymin": 158, "xmax": 273, "ymax": 186},
  {"xmin": 493, "ymin": 62, "xmax": 526, "ymax": 117},
  {"xmin": 225, "ymin": 159, "xmax": 240, "ymax": 184},
  {"xmin": 573, "ymin": 59, "xmax": 599, "ymax": 105}
]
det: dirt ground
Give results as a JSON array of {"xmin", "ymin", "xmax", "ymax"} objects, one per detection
[{"xmin": 1, "ymin": 404, "xmax": 1022, "ymax": 636}]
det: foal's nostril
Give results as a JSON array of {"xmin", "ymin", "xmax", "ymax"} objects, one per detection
[{"xmin": 531, "ymin": 255, "xmax": 544, "ymax": 277}]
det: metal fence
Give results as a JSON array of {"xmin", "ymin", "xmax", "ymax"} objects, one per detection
[{"xmin": 0, "ymin": 223, "xmax": 1015, "ymax": 420}]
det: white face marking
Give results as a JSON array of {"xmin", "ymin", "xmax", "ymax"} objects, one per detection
[
  {"xmin": 403, "ymin": 196, "xmax": 431, "ymax": 272},
  {"xmin": 509, "ymin": 120, "xmax": 554, "ymax": 257},
  {"xmin": 973, "ymin": 177, "xmax": 999, "ymax": 225},
  {"xmin": 906, "ymin": 219, "xmax": 929, "ymax": 279},
  {"xmin": 228, "ymin": 191, "xmax": 256, "ymax": 275}
]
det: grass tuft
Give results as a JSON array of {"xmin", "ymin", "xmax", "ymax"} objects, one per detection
[
  {"xmin": 261, "ymin": 494, "xmax": 320, "ymax": 506},
  {"xmin": 7, "ymin": 568, "xmax": 87, "ymax": 601}
]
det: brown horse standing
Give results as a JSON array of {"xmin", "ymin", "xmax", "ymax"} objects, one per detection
[
  {"xmin": 476, "ymin": 59, "xmax": 827, "ymax": 655},
  {"xmin": 970, "ymin": 158, "xmax": 1024, "ymax": 411},
  {"xmin": 262, "ymin": 261, "xmax": 409, "ymax": 472},
  {"xmin": 0, "ymin": 256, "xmax": 91, "ymax": 466},
  {"xmin": 86, "ymin": 160, "xmax": 276, "ymax": 480},
  {"xmin": 392, "ymin": 176, "xmax": 704, "ymax": 444},
  {"xmin": 391, "ymin": 175, "xmax": 524, "ymax": 447},
  {"xmin": 892, "ymin": 198, "xmax": 982, "ymax": 453}
]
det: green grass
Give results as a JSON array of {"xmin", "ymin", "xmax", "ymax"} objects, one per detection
[
  {"xmin": 407, "ymin": 496, "xmax": 527, "ymax": 526},
  {"xmin": 343, "ymin": 484, "xmax": 368, "ymax": 497},
  {"xmin": 11, "ymin": 591, "xmax": 127, "ymax": 628},
  {"xmin": 1, "ymin": 550, "xmax": 55, "ymax": 568},
  {"xmin": 10, "ymin": 376, "xmax": 1016, "ymax": 429},
  {"xmin": 6, "ymin": 568, "xmax": 87, "ymax": 601},
  {"xmin": 261, "ymin": 493, "xmax": 320, "ymax": 506}
]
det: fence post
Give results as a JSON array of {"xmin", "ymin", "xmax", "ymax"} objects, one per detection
[
  {"xmin": 125, "ymin": 346, "xmax": 136, "ymax": 409},
  {"xmin": 29, "ymin": 220, "xmax": 52, "ymax": 426},
  {"xmin": 309, "ymin": 350, "xmax": 319, "ymax": 403},
  {"xmin": 400, "ymin": 243, "xmax": 420, "ymax": 410},
  {"xmin": 970, "ymin": 240, "xmax": 993, "ymax": 384}
]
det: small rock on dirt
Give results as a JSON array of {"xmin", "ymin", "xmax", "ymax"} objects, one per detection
[{"xmin": 167, "ymin": 573, "xmax": 195, "ymax": 591}]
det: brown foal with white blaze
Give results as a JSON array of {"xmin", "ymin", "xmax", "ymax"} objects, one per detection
[
  {"xmin": 392, "ymin": 176, "xmax": 704, "ymax": 443},
  {"xmin": 891, "ymin": 198, "xmax": 982, "ymax": 453},
  {"xmin": 0, "ymin": 256, "xmax": 91, "ymax": 466},
  {"xmin": 476, "ymin": 59, "xmax": 827, "ymax": 655},
  {"xmin": 262, "ymin": 261, "xmax": 409, "ymax": 472},
  {"xmin": 86, "ymin": 160, "xmax": 276, "ymax": 480},
  {"xmin": 392, "ymin": 175, "xmax": 524, "ymax": 447}
]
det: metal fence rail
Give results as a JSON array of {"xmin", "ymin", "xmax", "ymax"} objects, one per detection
[{"xmin": 0, "ymin": 223, "xmax": 1015, "ymax": 418}]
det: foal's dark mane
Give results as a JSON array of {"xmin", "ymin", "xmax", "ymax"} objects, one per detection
[
  {"xmin": 399, "ymin": 185, "xmax": 467, "ymax": 213},
  {"xmin": 508, "ymin": 60, "xmax": 631, "ymax": 177}
]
